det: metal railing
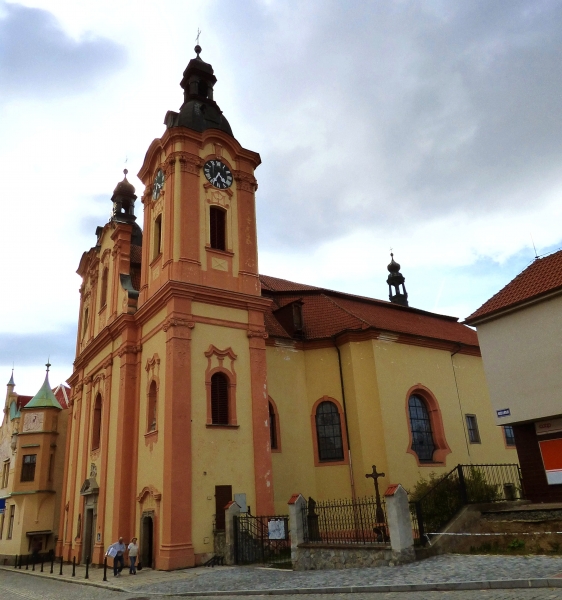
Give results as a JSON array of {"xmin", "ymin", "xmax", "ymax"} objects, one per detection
[
  {"xmin": 234, "ymin": 514, "xmax": 291, "ymax": 566},
  {"xmin": 411, "ymin": 463, "xmax": 524, "ymax": 545},
  {"xmin": 302, "ymin": 495, "xmax": 389, "ymax": 545}
]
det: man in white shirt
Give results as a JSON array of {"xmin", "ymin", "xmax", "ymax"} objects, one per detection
[{"xmin": 107, "ymin": 537, "xmax": 126, "ymax": 576}]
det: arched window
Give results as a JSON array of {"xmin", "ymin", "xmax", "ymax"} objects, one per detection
[
  {"xmin": 269, "ymin": 401, "xmax": 278, "ymax": 450},
  {"xmin": 91, "ymin": 393, "xmax": 102, "ymax": 451},
  {"xmin": 148, "ymin": 380, "xmax": 157, "ymax": 432},
  {"xmin": 408, "ymin": 394, "xmax": 435, "ymax": 462},
  {"xmin": 82, "ymin": 308, "xmax": 89, "ymax": 339},
  {"xmin": 315, "ymin": 401, "xmax": 344, "ymax": 462},
  {"xmin": 153, "ymin": 214, "xmax": 162, "ymax": 260},
  {"xmin": 210, "ymin": 206, "xmax": 226, "ymax": 251},
  {"xmin": 211, "ymin": 372, "xmax": 229, "ymax": 425},
  {"xmin": 100, "ymin": 267, "xmax": 108, "ymax": 308}
]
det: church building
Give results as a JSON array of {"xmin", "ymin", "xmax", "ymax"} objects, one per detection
[{"xmin": 59, "ymin": 46, "xmax": 517, "ymax": 570}]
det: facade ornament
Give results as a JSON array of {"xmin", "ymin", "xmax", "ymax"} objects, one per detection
[
  {"xmin": 117, "ymin": 344, "xmax": 142, "ymax": 357},
  {"xmin": 166, "ymin": 156, "xmax": 176, "ymax": 176},
  {"xmin": 175, "ymin": 151, "xmax": 202, "ymax": 174},
  {"xmin": 89, "ymin": 463, "xmax": 97, "ymax": 478},
  {"xmin": 247, "ymin": 329, "xmax": 268, "ymax": 339},
  {"xmin": 162, "ymin": 317, "xmax": 195, "ymax": 332},
  {"xmin": 102, "ymin": 356, "xmax": 113, "ymax": 370},
  {"xmin": 233, "ymin": 170, "xmax": 258, "ymax": 192}
]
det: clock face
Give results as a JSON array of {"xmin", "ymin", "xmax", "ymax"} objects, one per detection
[
  {"xmin": 152, "ymin": 169, "xmax": 165, "ymax": 200},
  {"xmin": 204, "ymin": 160, "xmax": 233, "ymax": 189}
]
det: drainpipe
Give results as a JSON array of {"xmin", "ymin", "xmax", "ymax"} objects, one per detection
[
  {"xmin": 333, "ymin": 335, "xmax": 356, "ymax": 500},
  {"xmin": 451, "ymin": 342, "xmax": 471, "ymax": 459}
]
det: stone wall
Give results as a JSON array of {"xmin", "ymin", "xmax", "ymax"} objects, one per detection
[{"xmin": 293, "ymin": 544, "xmax": 415, "ymax": 570}]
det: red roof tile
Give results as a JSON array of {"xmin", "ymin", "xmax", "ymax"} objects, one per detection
[
  {"xmin": 53, "ymin": 384, "xmax": 71, "ymax": 409},
  {"xmin": 17, "ymin": 395, "xmax": 33, "ymax": 410},
  {"xmin": 260, "ymin": 274, "xmax": 321, "ymax": 292},
  {"xmin": 466, "ymin": 250, "xmax": 562, "ymax": 323},
  {"xmin": 260, "ymin": 275, "xmax": 478, "ymax": 346}
]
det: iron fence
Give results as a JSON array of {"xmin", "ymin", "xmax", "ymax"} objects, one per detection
[
  {"xmin": 234, "ymin": 514, "xmax": 291, "ymax": 566},
  {"xmin": 302, "ymin": 495, "xmax": 389, "ymax": 545},
  {"xmin": 411, "ymin": 463, "xmax": 524, "ymax": 544}
]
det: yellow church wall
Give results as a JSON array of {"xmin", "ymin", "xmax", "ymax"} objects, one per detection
[
  {"xmin": 372, "ymin": 339, "xmax": 516, "ymax": 492},
  {"xmin": 192, "ymin": 302, "xmax": 247, "ymax": 324},
  {"xmin": 337, "ymin": 341, "xmax": 390, "ymax": 498},
  {"xmin": 266, "ymin": 345, "xmax": 316, "ymax": 512},
  {"xmin": 303, "ymin": 347, "xmax": 353, "ymax": 500},
  {"xmin": 190, "ymin": 322, "xmax": 257, "ymax": 555},
  {"xmin": 134, "ymin": 330, "xmax": 166, "ymax": 540}
]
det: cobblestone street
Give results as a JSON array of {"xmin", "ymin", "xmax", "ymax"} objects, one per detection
[
  {"xmin": 1, "ymin": 568, "xmax": 562, "ymax": 600},
  {"xmin": 1, "ymin": 554, "xmax": 562, "ymax": 598}
]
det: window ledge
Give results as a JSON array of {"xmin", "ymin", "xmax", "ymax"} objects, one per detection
[
  {"xmin": 144, "ymin": 429, "xmax": 158, "ymax": 438},
  {"xmin": 150, "ymin": 253, "xmax": 162, "ymax": 268},
  {"xmin": 205, "ymin": 247, "xmax": 234, "ymax": 257},
  {"xmin": 206, "ymin": 423, "xmax": 239, "ymax": 429}
]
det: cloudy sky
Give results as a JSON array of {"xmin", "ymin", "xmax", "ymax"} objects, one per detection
[{"xmin": 2, "ymin": 0, "xmax": 562, "ymax": 393}]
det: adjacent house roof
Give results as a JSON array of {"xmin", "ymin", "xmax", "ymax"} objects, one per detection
[
  {"xmin": 466, "ymin": 250, "xmax": 562, "ymax": 324},
  {"xmin": 259, "ymin": 275, "xmax": 478, "ymax": 348}
]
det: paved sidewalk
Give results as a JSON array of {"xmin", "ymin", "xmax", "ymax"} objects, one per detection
[{"xmin": 2, "ymin": 554, "xmax": 562, "ymax": 596}]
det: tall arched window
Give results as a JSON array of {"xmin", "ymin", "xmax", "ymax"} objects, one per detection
[
  {"xmin": 315, "ymin": 401, "xmax": 344, "ymax": 462},
  {"xmin": 210, "ymin": 206, "xmax": 226, "ymax": 251},
  {"xmin": 148, "ymin": 380, "xmax": 157, "ymax": 432},
  {"xmin": 211, "ymin": 372, "xmax": 229, "ymax": 425},
  {"xmin": 408, "ymin": 394, "xmax": 435, "ymax": 462},
  {"xmin": 100, "ymin": 267, "xmax": 108, "ymax": 308},
  {"xmin": 91, "ymin": 393, "xmax": 102, "ymax": 451},
  {"xmin": 153, "ymin": 214, "xmax": 162, "ymax": 259},
  {"xmin": 269, "ymin": 401, "xmax": 278, "ymax": 450}
]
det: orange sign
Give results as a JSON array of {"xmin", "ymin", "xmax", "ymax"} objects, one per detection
[{"xmin": 539, "ymin": 438, "xmax": 562, "ymax": 485}]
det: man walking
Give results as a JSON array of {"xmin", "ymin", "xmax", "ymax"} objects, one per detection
[{"xmin": 106, "ymin": 537, "xmax": 126, "ymax": 576}]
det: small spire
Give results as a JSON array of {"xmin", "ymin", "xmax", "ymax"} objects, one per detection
[
  {"xmin": 46, "ymin": 358, "xmax": 51, "ymax": 373},
  {"xmin": 123, "ymin": 168, "xmax": 128, "ymax": 177},
  {"xmin": 194, "ymin": 44, "xmax": 202, "ymax": 58},
  {"xmin": 8, "ymin": 369, "xmax": 15, "ymax": 387},
  {"xmin": 386, "ymin": 252, "xmax": 408, "ymax": 307}
]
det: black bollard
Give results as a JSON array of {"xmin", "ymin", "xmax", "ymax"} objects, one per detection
[
  {"xmin": 14, "ymin": 555, "xmax": 18, "ymax": 569},
  {"xmin": 85, "ymin": 556, "xmax": 89, "ymax": 579},
  {"xmin": 59, "ymin": 555, "xmax": 63, "ymax": 575},
  {"xmin": 25, "ymin": 554, "xmax": 29, "ymax": 570},
  {"xmin": 72, "ymin": 556, "xmax": 76, "ymax": 577},
  {"xmin": 50, "ymin": 555, "xmax": 54, "ymax": 574},
  {"xmin": 103, "ymin": 556, "xmax": 107, "ymax": 582},
  {"xmin": 32, "ymin": 554, "xmax": 35, "ymax": 571},
  {"xmin": 41, "ymin": 556, "xmax": 44, "ymax": 572}
]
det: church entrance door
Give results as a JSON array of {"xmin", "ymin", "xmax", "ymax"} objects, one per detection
[
  {"xmin": 141, "ymin": 513, "xmax": 153, "ymax": 568},
  {"xmin": 83, "ymin": 508, "xmax": 95, "ymax": 564}
]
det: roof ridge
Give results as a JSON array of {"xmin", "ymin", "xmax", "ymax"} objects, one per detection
[{"xmin": 322, "ymin": 294, "xmax": 371, "ymax": 329}]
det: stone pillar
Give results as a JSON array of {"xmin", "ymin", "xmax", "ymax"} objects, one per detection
[
  {"xmin": 287, "ymin": 494, "xmax": 306, "ymax": 565},
  {"xmin": 224, "ymin": 501, "xmax": 241, "ymax": 565},
  {"xmin": 384, "ymin": 484, "xmax": 415, "ymax": 564}
]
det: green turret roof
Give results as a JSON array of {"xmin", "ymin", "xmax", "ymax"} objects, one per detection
[{"xmin": 25, "ymin": 368, "xmax": 62, "ymax": 410}]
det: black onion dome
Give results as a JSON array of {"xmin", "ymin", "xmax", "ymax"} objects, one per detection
[
  {"xmin": 165, "ymin": 46, "xmax": 233, "ymax": 137},
  {"xmin": 112, "ymin": 170, "xmax": 136, "ymax": 199},
  {"xmin": 387, "ymin": 253, "xmax": 401, "ymax": 274}
]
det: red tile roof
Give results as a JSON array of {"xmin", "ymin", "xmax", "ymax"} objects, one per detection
[
  {"xmin": 259, "ymin": 275, "xmax": 478, "ymax": 347},
  {"xmin": 17, "ymin": 395, "xmax": 33, "ymax": 411},
  {"xmin": 466, "ymin": 250, "xmax": 562, "ymax": 323},
  {"xmin": 53, "ymin": 384, "xmax": 71, "ymax": 409}
]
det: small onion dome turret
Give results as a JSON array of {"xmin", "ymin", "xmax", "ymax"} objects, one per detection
[
  {"xmin": 386, "ymin": 252, "xmax": 409, "ymax": 307},
  {"xmin": 111, "ymin": 169, "xmax": 137, "ymax": 223}
]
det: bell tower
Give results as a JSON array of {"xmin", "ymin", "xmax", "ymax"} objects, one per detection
[
  {"xmin": 133, "ymin": 46, "xmax": 274, "ymax": 570},
  {"xmin": 137, "ymin": 45, "xmax": 262, "ymax": 302}
]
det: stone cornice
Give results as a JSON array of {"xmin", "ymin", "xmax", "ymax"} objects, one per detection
[
  {"xmin": 265, "ymin": 329, "xmax": 481, "ymax": 356},
  {"xmin": 134, "ymin": 279, "xmax": 271, "ymax": 327}
]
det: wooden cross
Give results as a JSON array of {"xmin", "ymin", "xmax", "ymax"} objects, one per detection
[
  {"xmin": 196, "ymin": 28, "xmax": 201, "ymax": 45},
  {"xmin": 365, "ymin": 465, "xmax": 386, "ymax": 524}
]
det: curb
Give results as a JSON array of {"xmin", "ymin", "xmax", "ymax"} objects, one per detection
[{"xmin": 2, "ymin": 567, "xmax": 562, "ymax": 596}]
